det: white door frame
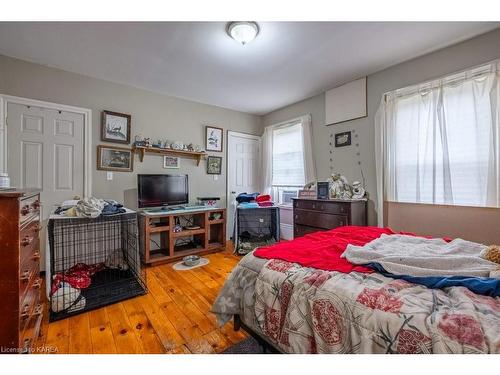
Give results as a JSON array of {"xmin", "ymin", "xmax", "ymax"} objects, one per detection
[
  {"xmin": 226, "ymin": 131, "xmax": 261, "ymax": 239},
  {"xmin": 0, "ymin": 94, "xmax": 92, "ymax": 197},
  {"xmin": 226, "ymin": 130, "xmax": 262, "ymax": 205}
]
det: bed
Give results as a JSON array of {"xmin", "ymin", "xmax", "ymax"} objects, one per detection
[{"xmin": 212, "ymin": 226, "xmax": 500, "ymax": 353}]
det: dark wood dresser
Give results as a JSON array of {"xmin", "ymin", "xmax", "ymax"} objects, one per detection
[
  {"xmin": 292, "ymin": 198, "xmax": 367, "ymax": 238},
  {"xmin": 0, "ymin": 189, "xmax": 43, "ymax": 354}
]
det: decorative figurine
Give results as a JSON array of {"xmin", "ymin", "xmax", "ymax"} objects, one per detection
[
  {"xmin": 327, "ymin": 173, "xmax": 352, "ymax": 199},
  {"xmin": 351, "ymin": 181, "xmax": 366, "ymax": 199}
]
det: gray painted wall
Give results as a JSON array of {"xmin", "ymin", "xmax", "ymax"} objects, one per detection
[
  {"xmin": 0, "ymin": 55, "xmax": 262, "ymax": 208},
  {"xmin": 262, "ymin": 28, "xmax": 500, "ymax": 226}
]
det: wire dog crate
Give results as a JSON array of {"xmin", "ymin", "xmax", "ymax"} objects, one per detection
[
  {"xmin": 48, "ymin": 212, "xmax": 147, "ymax": 321},
  {"xmin": 234, "ymin": 206, "xmax": 280, "ymax": 255}
]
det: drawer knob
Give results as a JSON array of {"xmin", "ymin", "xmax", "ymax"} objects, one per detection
[
  {"xmin": 31, "ymin": 200, "xmax": 41, "ymax": 209},
  {"xmin": 21, "ymin": 236, "xmax": 33, "ymax": 247},
  {"xmin": 32, "ymin": 251, "xmax": 41, "ymax": 260},
  {"xmin": 32, "ymin": 278, "xmax": 42, "ymax": 289},
  {"xmin": 22, "ymin": 338, "xmax": 32, "ymax": 353},
  {"xmin": 20, "ymin": 304, "xmax": 30, "ymax": 319},
  {"xmin": 21, "ymin": 205, "xmax": 31, "ymax": 216},
  {"xmin": 20, "ymin": 270, "xmax": 30, "ymax": 281},
  {"xmin": 33, "ymin": 304, "xmax": 43, "ymax": 316}
]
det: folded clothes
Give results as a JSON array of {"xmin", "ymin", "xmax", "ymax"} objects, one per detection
[
  {"xmin": 101, "ymin": 201, "xmax": 126, "ymax": 216},
  {"xmin": 238, "ymin": 202, "xmax": 259, "ymax": 208},
  {"xmin": 256, "ymin": 194, "xmax": 272, "ymax": 203},
  {"xmin": 257, "ymin": 201, "xmax": 274, "ymax": 207},
  {"xmin": 236, "ymin": 192, "xmax": 259, "ymax": 203}
]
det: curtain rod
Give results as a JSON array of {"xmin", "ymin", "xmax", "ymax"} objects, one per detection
[{"xmin": 383, "ymin": 58, "xmax": 500, "ymax": 102}]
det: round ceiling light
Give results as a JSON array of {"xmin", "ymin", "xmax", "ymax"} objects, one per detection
[{"xmin": 227, "ymin": 22, "xmax": 259, "ymax": 45}]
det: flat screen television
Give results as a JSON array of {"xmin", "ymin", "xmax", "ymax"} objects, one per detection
[{"xmin": 137, "ymin": 174, "xmax": 188, "ymax": 208}]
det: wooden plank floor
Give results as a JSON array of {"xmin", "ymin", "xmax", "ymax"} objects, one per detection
[{"xmin": 35, "ymin": 246, "xmax": 247, "ymax": 354}]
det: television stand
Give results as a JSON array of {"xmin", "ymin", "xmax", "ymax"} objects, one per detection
[{"xmin": 138, "ymin": 207, "xmax": 226, "ymax": 265}]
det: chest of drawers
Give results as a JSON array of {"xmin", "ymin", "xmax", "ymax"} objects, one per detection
[
  {"xmin": 0, "ymin": 189, "xmax": 43, "ymax": 354},
  {"xmin": 292, "ymin": 198, "xmax": 367, "ymax": 238}
]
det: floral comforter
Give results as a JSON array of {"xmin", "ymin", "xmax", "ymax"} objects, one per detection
[{"xmin": 212, "ymin": 252, "xmax": 500, "ymax": 353}]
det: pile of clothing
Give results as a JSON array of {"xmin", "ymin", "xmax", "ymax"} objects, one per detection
[
  {"xmin": 51, "ymin": 249, "xmax": 130, "ymax": 313},
  {"xmin": 51, "ymin": 263, "xmax": 104, "ymax": 313},
  {"xmin": 236, "ymin": 192, "xmax": 274, "ymax": 208},
  {"xmin": 54, "ymin": 197, "xmax": 126, "ymax": 218}
]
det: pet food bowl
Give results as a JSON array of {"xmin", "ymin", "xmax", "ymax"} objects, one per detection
[{"xmin": 182, "ymin": 255, "xmax": 201, "ymax": 267}]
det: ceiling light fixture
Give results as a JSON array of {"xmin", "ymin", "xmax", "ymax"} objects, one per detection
[{"xmin": 226, "ymin": 22, "xmax": 259, "ymax": 45}]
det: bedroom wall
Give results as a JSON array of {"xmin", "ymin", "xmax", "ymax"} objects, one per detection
[
  {"xmin": 262, "ymin": 28, "xmax": 500, "ymax": 242},
  {"xmin": 0, "ymin": 54, "xmax": 262, "ymax": 208}
]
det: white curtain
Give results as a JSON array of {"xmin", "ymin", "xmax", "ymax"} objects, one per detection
[
  {"xmin": 261, "ymin": 126, "xmax": 273, "ymax": 195},
  {"xmin": 300, "ymin": 114, "xmax": 317, "ymax": 184},
  {"xmin": 375, "ymin": 60, "xmax": 500, "ymax": 226}
]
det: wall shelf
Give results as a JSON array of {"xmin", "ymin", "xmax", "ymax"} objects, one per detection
[{"xmin": 132, "ymin": 145, "xmax": 207, "ymax": 165}]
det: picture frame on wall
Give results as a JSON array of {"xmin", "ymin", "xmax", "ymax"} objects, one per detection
[
  {"xmin": 205, "ymin": 125, "xmax": 223, "ymax": 152},
  {"xmin": 101, "ymin": 110, "xmax": 131, "ymax": 144},
  {"xmin": 207, "ymin": 156, "xmax": 222, "ymax": 175},
  {"xmin": 334, "ymin": 131, "xmax": 352, "ymax": 147},
  {"xmin": 163, "ymin": 156, "xmax": 180, "ymax": 169},
  {"xmin": 97, "ymin": 145, "xmax": 134, "ymax": 172}
]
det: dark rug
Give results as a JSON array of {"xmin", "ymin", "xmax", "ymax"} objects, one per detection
[{"xmin": 222, "ymin": 337, "xmax": 264, "ymax": 354}]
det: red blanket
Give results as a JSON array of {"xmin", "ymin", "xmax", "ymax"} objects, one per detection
[{"xmin": 254, "ymin": 226, "xmax": 398, "ymax": 273}]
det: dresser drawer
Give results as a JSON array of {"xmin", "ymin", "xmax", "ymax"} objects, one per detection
[
  {"xmin": 19, "ymin": 278, "xmax": 42, "ymax": 333},
  {"xmin": 19, "ymin": 259, "xmax": 41, "ymax": 304},
  {"xmin": 294, "ymin": 209, "xmax": 348, "ymax": 229},
  {"xmin": 21, "ymin": 303, "xmax": 44, "ymax": 354},
  {"xmin": 294, "ymin": 224, "xmax": 325, "ymax": 238},
  {"xmin": 293, "ymin": 199, "xmax": 349, "ymax": 215},
  {"xmin": 20, "ymin": 220, "xmax": 41, "ymax": 265},
  {"xmin": 20, "ymin": 195, "xmax": 41, "ymax": 227}
]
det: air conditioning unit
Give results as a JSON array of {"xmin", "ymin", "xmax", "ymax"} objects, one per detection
[{"xmin": 281, "ymin": 190, "xmax": 298, "ymax": 205}]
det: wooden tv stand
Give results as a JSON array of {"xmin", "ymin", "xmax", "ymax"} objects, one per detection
[{"xmin": 138, "ymin": 207, "xmax": 226, "ymax": 265}]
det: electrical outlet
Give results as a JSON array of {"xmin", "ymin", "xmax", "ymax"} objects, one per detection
[
  {"xmin": 213, "ymin": 175, "xmax": 218, "ymax": 181},
  {"xmin": 106, "ymin": 171, "xmax": 113, "ymax": 181}
]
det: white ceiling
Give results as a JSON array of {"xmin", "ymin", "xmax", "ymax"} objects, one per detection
[{"xmin": 0, "ymin": 22, "xmax": 498, "ymax": 115}]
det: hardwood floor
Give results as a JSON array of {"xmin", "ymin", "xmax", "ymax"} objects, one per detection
[{"xmin": 35, "ymin": 247, "xmax": 247, "ymax": 354}]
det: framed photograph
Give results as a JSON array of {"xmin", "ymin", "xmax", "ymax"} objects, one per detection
[
  {"xmin": 207, "ymin": 156, "xmax": 222, "ymax": 175},
  {"xmin": 335, "ymin": 131, "xmax": 352, "ymax": 147},
  {"xmin": 205, "ymin": 126, "xmax": 223, "ymax": 152},
  {"xmin": 163, "ymin": 156, "xmax": 180, "ymax": 169},
  {"xmin": 101, "ymin": 110, "xmax": 131, "ymax": 144},
  {"xmin": 97, "ymin": 145, "xmax": 134, "ymax": 172}
]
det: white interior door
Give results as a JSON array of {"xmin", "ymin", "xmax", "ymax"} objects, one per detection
[
  {"xmin": 7, "ymin": 102, "xmax": 85, "ymax": 269},
  {"xmin": 227, "ymin": 131, "xmax": 261, "ymax": 240}
]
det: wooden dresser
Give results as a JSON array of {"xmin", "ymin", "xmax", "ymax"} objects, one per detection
[
  {"xmin": 0, "ymin": 189, "xmax": 43, "ymax": 354},
  {"xmin": 292, "ymin": 198, "xmax": 367, "ymax": 238}
]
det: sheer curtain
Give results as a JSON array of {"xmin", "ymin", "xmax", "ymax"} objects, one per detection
[
  {"xmin": 375, "ymin": 60, "xmax": 500, "ymax": 226},
  {"xmin": 261, "ymin": 114, "xmax": 316, "ymax": 197}
]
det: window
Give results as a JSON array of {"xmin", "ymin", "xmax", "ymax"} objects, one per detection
[
  {"xmin": 271, "ymin": 122, "xmax": 305, "ymax": 205},
  {"xmin": 379, "ymin": 61, "xmax": 500, "ymax": 208}
]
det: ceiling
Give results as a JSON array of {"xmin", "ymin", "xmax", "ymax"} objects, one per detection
[{"xmin": 0, "ymin": 22, "xmax": 498, "ymax": 115}]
